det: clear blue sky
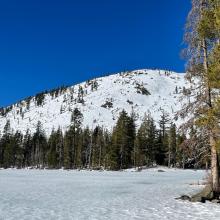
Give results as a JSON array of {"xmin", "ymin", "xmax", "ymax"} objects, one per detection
[{"xmin": 0, "ymin": 0, "xmax": 191, "ymax": 107}]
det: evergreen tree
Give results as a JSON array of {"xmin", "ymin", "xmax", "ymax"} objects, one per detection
[
  {"xmin": 71, "ymin": 108, "xmax": 83, "ymax": 168},
  {"xmin": 158, "ymin": 111, "xmax": 170, "ymax": 165},
  {"xmin": 155, "ymin": 130, "xmax": 166, "ymax": 165},
  {"xmin": 63, "ymin": 108, "xmax": 83, "ymax": 169},
  {"xmin": 63, "ymin": 129, "xmax": 72, "ymax": 169},
  {"xmin": 56, "ymin": 127, "xmax": 64, "ymax": 168},
  {"xmin": 135, "ymin": 114, "xmax": 156, "ymax": 168},
  {"xmin": 32, "ymin": 121, "xmax": 47, "ymax": 168},
  {"xmin": 13, "ymin": 131, "xmax": 23, "ymax": 168},
  {"xmin": 0, "ymin": 120, "xmax": 12, "ymax": 168},
  {"xmin": 102, "ymin": 129, "xmax": 111, "ymax": 169},
  {"xmin": 168, "ymin": 123, "xmax": 177, "ymax": 167},
  {"xmin": 22, "ymin": 130, "xmax": 32, "ymax": 167},
  {"xmin": 183, "ymin": 0, "xmax": 220, "ymax": 194},
  {"xmin": 110, "ymin": 110, "xmax": 135, "ymax": 170},
  {"xmin": 81, "ymin": 127, "xmax": 91, "ymax": 168},
  {"xmin": 176, "ymin": 134, "xmax": 187, "ymax": 168},
  {"xmin": 91, "ymin": 126, "xmax": 104, "ymax": 169},
  {"xmin": 47, "ymin": 129, "xmax": 59, "ymax": 168},
  {"xmin": 159, "ymin": 110, "xmax": 170, "ymax": 139}
]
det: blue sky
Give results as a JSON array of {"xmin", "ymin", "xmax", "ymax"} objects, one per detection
[{"xmin": 0, "ymin": 0, "xmax": 191, "ymax": 107}]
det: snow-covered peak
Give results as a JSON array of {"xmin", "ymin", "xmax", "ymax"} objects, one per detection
[{"xmin": 0, "ymin": 69, "xmax": 187, "ymax": 136}]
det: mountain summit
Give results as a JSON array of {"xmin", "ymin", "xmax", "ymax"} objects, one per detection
[{"xmin": 0, "ymin": 69, "xmax": 187, "ymax": 135}]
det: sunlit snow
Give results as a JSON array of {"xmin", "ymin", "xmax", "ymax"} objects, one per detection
[
  {"xmin": 0, "ymin": 168, "xmax": 219, "ymax": 220},
  {"xmin": 0, "ymin": 70, "xmax": 188, "ymax": 136}
]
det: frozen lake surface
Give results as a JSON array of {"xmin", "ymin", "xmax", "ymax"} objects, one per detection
[{"xmin": 0, "ymin": 168, "xmax": 220, "ymax": 220}]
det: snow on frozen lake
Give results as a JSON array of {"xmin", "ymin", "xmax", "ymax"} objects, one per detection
[{"xmin": 0, "ymin": 168, "xmax": 220, "ymax": 220}]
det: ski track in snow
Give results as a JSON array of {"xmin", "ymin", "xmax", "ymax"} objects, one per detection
[{"xmin": 0, "ymin": 168, "xmax": 219, "ymax": 220}]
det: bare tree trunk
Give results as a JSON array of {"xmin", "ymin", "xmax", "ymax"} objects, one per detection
[
  {"xmin": 133, "ymin": 144, "xmax": 136, "ymax": 168},
  {"xmin": 206, "ymin": 161, "xmax": 208, "ymax": 172},
  {"xmin": 168, "ymin": 145, "xmax": 171, "ymax": 168},
  {"xmin": 201, "ymin": 24, "xmax": 220, "ymax": 194},
  {"xmin": 182, "ymin": 154, "xmax": 185, "ymax": 169},
  {"xmin": 210, "ymin": 134, "xmax": 220, "ymax": 194},
  {"xmin": 88, "ymin": 133, "xmax": 92, "ymax": 169},
  {"xmin": 203, "ymin": 40, "xmax": 220, "ymax": 194},
  {"xmin": 202, "ymin": 41, "xmax": 220, "ymax": 193},
  {"xmin": 98, "ymin": 144, "xmax": 102, "ymax": 168}
]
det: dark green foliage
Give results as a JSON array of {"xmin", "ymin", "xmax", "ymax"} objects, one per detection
[
  {"xmin": 0, "ymin": 106, "xmax": 13, "ymax": 117},
  {"xmin": 91, "ymin": 80, "xmax": 99, "ymax": 91},
  {"xmin": 176, "ymin": 134, "xmax": 187, "ymax": 169},
  {"xmin": 12, "ymin": 131, "xmax": 24, "ymax": 168},
  {"xmin": 81, "ymin": 127, "xmax": 92, "ymax": 168},
  {"xmin": 110, "ymin": 110, "xmax": 136, "ymax": 170},
  {"xmin": 31, "ymin": 121, "xmax": 47, "ymax": 167},
  {"xmin": 22, "ymin": 130, "xmax": 32, "ymax": 167},
  {"xmin": 154, "ymin": 130, "xmax": 166, "ymax": 165},
  {"xmin": 183, "ymin": 0, "xmax": 220, "ymax": 193},
  {"xmin": 101, "ymin": 100, "xmax": 113, "ymax": 109},
  {"xmin": 0, "ymin": 110, "xmax": 192, "ymax": 170},
  {"xmin": 134, "ymin": 115, "xmax": 156, "ymax": 167},
  {"xmin": 49, "ymin": 85, "xmax": 68, "ymax": 98},
  {"xmin": 135, "ymin": 83, "xmax": 151, "ymax": 95},
  {"xmin": 63, "ymin": 108, "xmax": 84, "ymax": 169},
  {"xmin": 35, "ymin": 93, "xmax": 45, "ymax": 106},
  {"xmin": 25, "ymin": 97, "xmax": 32, "ymax": 110},
  {"xmin": 168, "ymin": 123, "xmax": 177, "ymax": 167},
  {"xmin": 77, "ymin": 86, "xmax": 84, "ymax": 103},
  {"xmin": 47, "ymin": 128, "xmax": 63, "ymax": 168},
  {"xmin": 63, "ymin": 128, "xmax": 73, "ymax": 169}
]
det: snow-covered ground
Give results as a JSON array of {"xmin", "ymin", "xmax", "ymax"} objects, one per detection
[
  {"xmin": 0, "ymin": 70, "xmax": 188, "ymax": 136},
  {"xmin": 0, "ymin": 168, "xmax": 219, "ymax": 220}
]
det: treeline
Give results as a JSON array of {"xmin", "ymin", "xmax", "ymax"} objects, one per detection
[
  {"xmin": 0, "ymin": 108, "xmax": 200, "ymax": 170},
  {"xmin": 0, "ymin": 78, "xmax": 100, "ymax": 118},
  {"xmin": 0, "ymin": 86, "xmax": 69, "ymax": 117}
]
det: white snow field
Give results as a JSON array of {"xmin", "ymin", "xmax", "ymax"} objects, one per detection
[
  {"xmin": 0, "ymin": 168, "xmax": 220, "ymax": 220},
  {"xmin": 0, "ymin": 69, "xmax": 188, "ymax": 136}
]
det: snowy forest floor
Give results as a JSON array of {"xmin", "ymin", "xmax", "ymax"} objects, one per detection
[{"xmin": 0, "ymin": 167, "xmax": 220, "ymax": 220}]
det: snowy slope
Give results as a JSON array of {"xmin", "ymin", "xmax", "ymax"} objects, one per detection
[{"xmin": 0, "ymin": 69, "xmax": 187, "ymax": 136}]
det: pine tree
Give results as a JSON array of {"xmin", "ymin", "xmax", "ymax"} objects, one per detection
[
  {"xmin": 135, "ymin": 114, "xmax": 156, "ymax": 168},
  {"xmin": 102, "ymin": 129, "xmax": 111, "ymax": 169},
  {"xmin": 56, "ymin": 127, "xmax": 64, "ymax": 168},
  {"xmin": 176, "ymin": 134, "xmax": 187, "ymax": 168},
  {"xmin": 0, "ymin": 120, "xmax": 13, "ymax": 168},
  {"xmin": 47, "ymin": 129, "xmax": 59, "ymax": 168},
  {"xmin": 110, "ymin": 110, "xmax": 136, "ymax": 170},
  {"xmin": 32, "ymin": 121, "xmax": 47, "ymax": 168},
  {"xmin": 158, "ymin": 111, "xmax": 170, "ymax": 165},
  {"xmin": 63, "ymin": 129, "xmax": 72, "ymax": 169},
  {"xmin": 159, "ymin": 110, "xmax": 170, "ymax": 139},
  {"xmin": 168, "ymin": 123, "xmax": 177, "ymax": 168},
  {"xmin": 91, "ymin": 126, "xmax": 104, "ymax": 169},
  {"xmin": 128, "ymin": 110, "xmax": 136, "ymax": 167},
  {"xmin": 13, "ymin": 131, "xmax": 24, "ymax": 168},
  {"xmin": 22, "ymin": 130, "xmax": 32, "ymax": 167},
  {"xmin": 77, "ymin": 85, "xmax": 84, "ymax": 103},
  {"xmin": 81, "ymin": 127, "xmax": 91, "ymax": 168},
  {"xmin": 135, "ymin": 115, "xmax": 149, "ymax": 167},
  {"xmin": 183, "ymin": 0, "xmax": 220, "ymax": 194},
  {"xmin": 71, "ymin": 108, "xmax": 83, "ymax": 168},
  {"xmin": 155, "ymin": 130, "xmax": 166, "ymax": 165}
]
